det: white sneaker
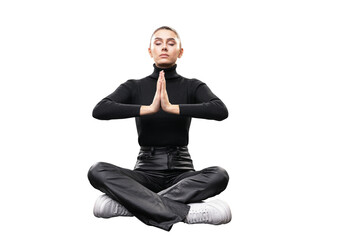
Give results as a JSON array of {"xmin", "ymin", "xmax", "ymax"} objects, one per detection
[
  {"xmin": 93, "ymin": 194, "xmax": 133, "ymax": 218},
  {"xmin": 185, "ymin": 199, "xmax": 232, "ymax": 225}
]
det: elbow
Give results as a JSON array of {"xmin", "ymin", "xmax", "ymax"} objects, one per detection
[
  {"xmin": 92, "ymin": 101, "xmax": 110, "ymax": 120},
  {"xmin": 215, "ymin": 106, "xmax": 228, "ymax": 121},
  {"xmin": 92, "ymin": 108, "xmax": 107, "ymax": 120},
  {"xmin": 221, "ymin": 107, "xmax": 229, "ymax": 121},
  {"xmin": 211, "ymin": 100, "xmax": 229, "ymax": 121}
]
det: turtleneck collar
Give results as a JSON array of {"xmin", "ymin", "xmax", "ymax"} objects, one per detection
[{"xmin": 149, "ymin": 63, "xmax": 181, "ymax": 80}]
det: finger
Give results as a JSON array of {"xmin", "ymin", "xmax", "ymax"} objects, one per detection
[
  {"xmin": 162, "ymin": 72, "xmax": 166, "ymax": 87},
  {"xmin": 161, "ymin": 77, "xmax": 166, "ymax": 92},
  {"xmin": 157, "ymin": 72, "xmax": 162, "ymax": 90},
  {"xmin": 157, "ymin": 73, "xmax": 162, "ymax": 91},
  {"xmin": 160, "ymin": 70, "xmax": 164, "ymax": 82},
  {"xmin": 157, "ymin": 73, "xmax": 161, "ymax": 85},
  {"xmin": 157, "ymin": 80, "xmax": 162, "ymax": 96},
  {"xmin": 160, "ymin": 75, "xmax": 165, "ymax": 92}
]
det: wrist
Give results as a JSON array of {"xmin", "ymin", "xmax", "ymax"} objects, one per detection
[
  {"xmin": 140, "ymin": 105, "xmax": 156, "ymax": 115},
  {"xmin": 164, "ymin": 104, "xmax": 180, "ymax": 115}
]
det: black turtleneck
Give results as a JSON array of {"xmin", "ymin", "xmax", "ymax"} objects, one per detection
[{"xmin": 92, "ymin": 64, "xmax": 228, "ymax": 147}]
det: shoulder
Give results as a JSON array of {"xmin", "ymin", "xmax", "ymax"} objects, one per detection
[
  {"xmin": 182, "ymin": 77, "xmax": 205, "ymax": 87},
  {"xmin": 130, "ymin": 75, "xmax": 155, "ymax": 84},
  {"xmin": 117, "ymin": 75, "xmax": 156, "ymax": 88},
  {"xmin": 118, "ymin": 79, "xmax": 140, "ymax": 88},
  {"xmin": 181, "ymin": 77, "xmax": 207, "ymax": 94},
  {"xmin": 111, "ymin": 79, "xmax": 138, "ymax": 95},
  {"xmin": 123, "ymin": 79, "xmax": 138, "ymax": 85}
]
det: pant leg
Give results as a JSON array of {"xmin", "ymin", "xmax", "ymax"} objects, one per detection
[
  {"xmin": 158, "ymin": 166, "xmax": 229, "ymax": 204},
  {"xmin": 87, "ymin": 162, "xmax": 190, "ymax": 231}
]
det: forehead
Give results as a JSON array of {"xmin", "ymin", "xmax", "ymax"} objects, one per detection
[{"xmin": 152, "ymin": 29, "xmax": 179, "ymax": 41}]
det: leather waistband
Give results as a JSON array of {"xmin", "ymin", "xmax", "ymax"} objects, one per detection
[
  {"xmin": 140, "ymin": 146, "xmax": 188, "ymax": 154},
  {"xmin": 135, "ymin": 146, "xmax": 193, "ymax": 171}
]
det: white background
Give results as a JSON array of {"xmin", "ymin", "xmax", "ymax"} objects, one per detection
[{"xmin": 1, "ymin": 0, "xmax": 359, "ymax": 239}]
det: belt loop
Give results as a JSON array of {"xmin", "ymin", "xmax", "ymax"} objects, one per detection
[
  {"xmin": 151, "ymin": 147, "xmax": 155, "ymax": 156},
  {"xmin": 176, "ymin": 146, "xmax": 180, "ymax": 156}
]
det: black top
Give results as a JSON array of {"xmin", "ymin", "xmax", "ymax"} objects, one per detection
[{"xmin": 92, "ymin": 64, "xmax": 228, "ymax": 147}]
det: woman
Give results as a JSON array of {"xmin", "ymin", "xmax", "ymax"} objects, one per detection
[{"xmin": 88, "ymin": 26, "xmax": 231, "ymax": 231}]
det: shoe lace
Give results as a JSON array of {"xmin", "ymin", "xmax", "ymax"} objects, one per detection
[
  {"xmin": 187, "ymin": 208, "xmax": 210, "ymax": 224},
  {"xmin": 115, "ymin": 204, "xmax": 126, "ymax": 215}
]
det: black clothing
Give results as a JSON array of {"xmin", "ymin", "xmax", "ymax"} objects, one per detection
[
  {"xmin": 92, "ymin": 64, "xmax": 228, "ymax": 147},
  {"xmin": 89, "ymin": 64, "xmax": 230, "ymax": 230},
  {"xmin": 88, "ymin": 162, "xmax": 229, "ymax": 231},
  {"xmin": 135, "ymin": 146, "xmax": 194, "ymax": 170}
]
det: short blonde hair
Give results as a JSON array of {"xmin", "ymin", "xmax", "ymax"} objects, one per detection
[{"xmin": 149, "ymin": 26, "xmax": 182, "ymax": 48}]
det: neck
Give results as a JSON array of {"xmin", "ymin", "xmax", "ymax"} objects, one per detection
[
  {"xmin": 150, "ymin": 63, "xmax": 180, "ymax": 79},
  {"xmin": 155, "ymin": 63, "xmax": 176, "ymax": 69}
]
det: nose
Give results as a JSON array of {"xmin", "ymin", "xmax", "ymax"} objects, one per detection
[{"xmin": 162, "ymin": 43, "xmax": 168, "ymax": 51}]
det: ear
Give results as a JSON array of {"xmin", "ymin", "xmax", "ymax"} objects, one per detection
[
  {"xmin": 148, "ymin": 48, "xmax": 153, "ymax": 58},
  {"xmin": 178, "ymin": 48, "xmax": 184, "ymax": 58}
]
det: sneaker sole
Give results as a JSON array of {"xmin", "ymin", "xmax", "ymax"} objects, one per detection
[
  {"xmin": 93, "ymin": 194, "xmax": 111, "ymax": 218},
  {"xmin": 93, "ymin": 194, "xmax": 133, "ymax": 218},
  {"xmin": 209, "ymin": 199, "xmax": 232, "ymax": 224}
]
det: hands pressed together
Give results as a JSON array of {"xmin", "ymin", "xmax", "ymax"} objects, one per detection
[{"xmin": 140, "ymin": 70, "xmax": 180, "ymax": 115}]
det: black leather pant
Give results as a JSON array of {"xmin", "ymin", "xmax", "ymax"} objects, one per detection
[{"xmin": 87, "ymin": 147, "xmax": 229, "ymax": 231}]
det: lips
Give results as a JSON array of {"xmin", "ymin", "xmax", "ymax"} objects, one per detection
[{"xmin": 160, "ymin": 54, "xmax": 169, "ymax": 58}]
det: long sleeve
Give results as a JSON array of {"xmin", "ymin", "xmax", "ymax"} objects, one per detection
[
  {"xmin": 92, "ymin": 80, "xmax": 141, "ymax": 120},
  {"xmin": 179, "ymin": 80, "xmax": 228, "ymax": 121}
]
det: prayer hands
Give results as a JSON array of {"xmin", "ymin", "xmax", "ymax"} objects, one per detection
[{"xmin": 140, "ymin": 71, "xmax": 180, "ymax": 115}]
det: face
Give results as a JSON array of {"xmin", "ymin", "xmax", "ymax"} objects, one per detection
[{"xmin": 148, "ymin": 29, "xmax": 183, "ymax": 68}]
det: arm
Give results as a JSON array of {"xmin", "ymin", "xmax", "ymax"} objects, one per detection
[
  {"xmin": 159, "ymin": 75, "xmax": 228, "ymax": 120},
  {"xmin": 92, "ymin": 80, "xmax": 141, "ymax": 120},
  {"xmin": 93, "ymin": 73, "xmax": 167, "ymax": 120},
  {"xmin": 179, "ymin": 81, "xmax": 228, "ymax": 121}
]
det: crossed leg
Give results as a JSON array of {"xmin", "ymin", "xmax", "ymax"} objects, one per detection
[
  {"xmin": 88, "ymin": 162, "xmax": 189, "ymax": 231},
  {"xmin": 88, "ymin": 162, "xmax": 229, "ymax": 230},
  {"xmin": 157, "ymin": 166, "xmax": 229, "ymax": 203}
]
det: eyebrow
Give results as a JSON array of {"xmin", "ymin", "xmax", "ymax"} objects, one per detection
[{"xmin": 154, "ymin": 37, "xmax": 177, "ymax": 42}]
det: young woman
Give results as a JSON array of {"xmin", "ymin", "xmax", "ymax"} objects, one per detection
[{"xmin": 88, "ymin": 26, "xmax": 231, "ymax": 231}]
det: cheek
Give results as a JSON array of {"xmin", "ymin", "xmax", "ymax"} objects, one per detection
[
  {"xmin": 151, "ymin": 46, "xmax": 160, "ymax": 53},
  {"xmin": 172, "ymin": 50, "xmax": 180, "ymax": 58}
]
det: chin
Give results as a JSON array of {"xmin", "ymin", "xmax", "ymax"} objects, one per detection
[{"xmin": 156, "ymin": 61, "xmax": 175, "ymax": 68}]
